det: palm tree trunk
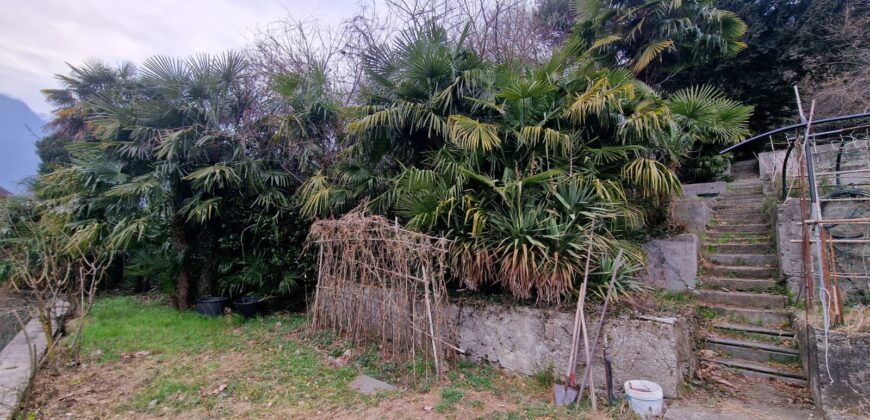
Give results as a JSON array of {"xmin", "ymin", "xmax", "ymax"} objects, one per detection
[{"xmin": 173, "ymin": 217, "xmax": 191, "ymax": 310}]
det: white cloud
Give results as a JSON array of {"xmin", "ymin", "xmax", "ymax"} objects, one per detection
[{"xmin": 0, "ymin": 0, "xmax": 360, "ymax": 114}]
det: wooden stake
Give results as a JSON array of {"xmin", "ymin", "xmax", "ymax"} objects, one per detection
[
  {"xmin": 566, "ymin": 241, "xmax": 594, "ymax": 386},
  {"xmin": 423, "ymin": 267, "xmax": 440, "ymax": 380},
  {"xmin": 577, "ymin": 249, "xmax": 624, "ymax": 405},
  {"xmin": 311, "ymin": 243, "xmax": 324, "ymax": 330}
]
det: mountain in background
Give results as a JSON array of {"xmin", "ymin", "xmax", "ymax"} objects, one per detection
[{"xmin": 0, "ymin": 94, "xmax": 45, "ymax": 194}]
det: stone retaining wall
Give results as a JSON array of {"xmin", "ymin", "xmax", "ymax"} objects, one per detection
[
  {"xmin": 794, "ymin": 316, "xmax": 870, "ymax": 418},
  {"xmin": 452, "ymin": 302, "xmax": 694, "ymax": 398},
  {"xmin": 0, "ymin": 302, "xmax": 67, "ymax": 420},
  {"xmin": 776, "ymin": 199, "xmax": 869, "ymax": 304}
]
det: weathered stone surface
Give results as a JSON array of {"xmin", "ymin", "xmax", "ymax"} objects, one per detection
[
  {"xmin": 682, "ymin": 182, "xmax": 727, "ymax": 197},
  {"xmin": 452, "ymin": 302, "xmax": 693, "ymax": 398},
  {"xmin": 607, "ymin": 316, "xmax": 694, "ymax": 399},
  {"xmin": 795, "ymin": 317, "xmax": 870, "ymax": 418},
  {"xmin": 0, "ymin": 318, "xmax": 48, "ymax": 419},
  {"xmin": 776, "ymin": 199, "xmax": 804, "ymax": 297},
  {"xmin": 642, "ymin": 233, "xmax": 699, "ymax": 291},
  {"xmin": 758, "ymin": 149, "xmax": 794, "ymax": 182},
  {"xmin": 670, "ymin": 199, "xmax": 711, "ymax": 234},
  {"xmin": 777, "ymin": 199, "xmax": 869, "ymax": 304},
  {"xmin": 760, "ymin": 144, "xmax": 869, "ymax": 187},
  {"xmin": 0, "ymin": 302, "xmax": 68, "ymax": 420},
  {"xmin": 348, "ymin": 374, "xmax": 398, "ymax": 395}
]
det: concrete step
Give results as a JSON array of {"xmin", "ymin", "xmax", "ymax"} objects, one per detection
[
  {"xmin": 712, "ymin": 203, "xmax": 765, "ymax": 211},
  {"xmin": 710, "ymin": 194, "xmax": 764, "ymax": 207},
  {"xmin": 703, "ymin": 265, "xmax": 776, "ymax": 278},
  {"xmin": 708, "ymin": 224, "xmax": 770, "ymax": 234},
  {"xmin": 713, "ymin": 210, "xmax": 766, "ymax": 219},
  {"xmin": 726, "ymin": 179, "xmax": 762, "ymax": 186},
  {"xmin": 717, "ymin": 190, "xmax": 764, "ymax": 196},
  {"xmin": 703, "ymin": 357, "xmax": 806, "ymax": 385},
  {"xmin": 700, "ymin": 277, "xmax": 778, "ymax": 292},
  {"xmin": 704, "ymin": 336, "xmax": 800, "ymax": 364},
  {"xmin": 706, "ymin": 230, "xmax": 771, "ymax": 239},
  {"xmin": 712, "ymin": 214, "xmax": 768, "ymax": 224},
  {"xmin": 708, "ymin": 253, "xmax": 777, "ymax": 266},
  {"xmin": 697, "ymin": 290, "xmax": 787, "ymax": 309},
  {"xmin": 703, "ymin": 305, "xmax": 791, "ymax": 327},
  {"xmin": 725, "ymin": 189, "xmax": 763, "ymax": 196},
  {"xmin": 731, "ymin": 160, "xmax": 759, "ymax": 169},
  {"xmin": 718, "ymin": 191, "xmax": 764, "ymax": 198},
  {"xmin": 709, "ymin": 243, "xmax": 773, "ymax": 254},
  {"xmin": 706, "ymin": 236, "xmax": 771, "ymax": 246},
  {"xmin": 712, "ymin": 322, "xmax": 793, "ymax": 337}
]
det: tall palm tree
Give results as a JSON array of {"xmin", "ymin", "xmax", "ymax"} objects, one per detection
[
  {"xmin": 38, "ymin": 53, "xmax": 334, "ymax": 308},
  {"xmin": 572, "ymin": 0, "xmax": 748, "ymax": 84}
]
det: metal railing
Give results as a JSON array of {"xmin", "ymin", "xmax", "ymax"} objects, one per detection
[{"xmin": 720, "ymin": 90, "xmax": 870, "ymax": 327}]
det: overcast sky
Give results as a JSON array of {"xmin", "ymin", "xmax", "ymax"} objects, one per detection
[{"xmin": 0, "ymin": 0, "xmax": 362, "ymax": 115}]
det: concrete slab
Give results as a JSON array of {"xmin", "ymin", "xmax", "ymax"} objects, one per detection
[
  {"xmin": 348, "ymin": 374, "xmax": 398, "ymax": 396},
  {"xmin": 666, "ymin": 400, "xmax": 818, "ymax": 420},
  {"xmin": 643, "ymin": 233, "xmax": 699, "ymax": 291},
  {"xmin": 0, "ymin": 302, "xmax": 68, "ymax": 420},
  {"xmin": 682, "ymin": 182, "xmax": 727, "ymax": 197},
  {"xmin": 0, "ymin": 317, "xmax": 47, "ymax": 419}
]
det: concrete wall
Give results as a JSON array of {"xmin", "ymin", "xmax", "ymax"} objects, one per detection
[
  {"xmin": 776, "ymin": 199, "xmax": 869, "ymax": 304},
  {"xmin": 758, "ymin": 149, "xmax": 793, "ymax": 182},
  {"xmin": 670, "ymin": 200, "xmax": 711, "ymax": 234},
  {"xmin": 0, "ymin": 302, "xmax": 67, "ymax": 420},
  {"xmin": 759, "ymin": 144, "xmax": 870, "ymax": 186},
  {"xmin": 682, "ymin": 182, "xmax": 726, "ymax": 198},
  {"xmin": 776, "ymin": 199, "xmax": 804, "ymax": 297},
  {"xmin": 795, "ymin": 317, "xmax": 870, "ymax": 417},
  {"xmin": 452, "ymin": 301, "xmax": 693, "ymax": 398},
  {"xmin": 643, "ymin": 233, "xmax": 699, "ymax": 291}
]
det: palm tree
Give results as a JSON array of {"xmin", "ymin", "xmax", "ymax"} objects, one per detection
[
  {"xmin": 572, "ymin": 0, "xmax": 748, "ymax": 84},
  {"xmin": 299, "ymin": 25, "xmax": 695, "ymax": 303},
  {"xmin": 38, "ymin": 53, "xmax": 334, "ymax": 308}
]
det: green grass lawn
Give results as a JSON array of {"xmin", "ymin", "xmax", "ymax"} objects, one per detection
[{"xmin": 22, "ymin": 296, "xmax": 612, "ymax": 419}]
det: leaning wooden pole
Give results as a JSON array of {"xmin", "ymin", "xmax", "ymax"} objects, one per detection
[{"xmin": 576, "ymin": 249, "xmax": 624, "ymax": 405}]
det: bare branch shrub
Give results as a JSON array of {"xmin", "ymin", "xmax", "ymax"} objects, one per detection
[
  {"xmin": 805, "ymin": 4, "xmax": 870, "ymax": 117},
  {"xmin": 1, "ymin": 212, "xmax": 111, "ymax": 360},
  {"xmin": 2, "ymin": 217, "xmax": 73, "ymax": 354}
]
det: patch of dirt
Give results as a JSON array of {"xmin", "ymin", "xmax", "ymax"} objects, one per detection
[
  {"xmin": 673, "ymin": 364, "xmax": 816, "ymax": 419},
  {"xmin": 23, "ymin": 353, "xmax": 158, "ymax": 418},
  {"xmin": 21, "ymin": 349, "xmax": 267, "ymax": 419}
]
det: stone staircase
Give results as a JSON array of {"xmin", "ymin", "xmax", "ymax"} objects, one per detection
[{"xmin": 696, "ymin": 159, "xmax": 806, "ymax": 385}]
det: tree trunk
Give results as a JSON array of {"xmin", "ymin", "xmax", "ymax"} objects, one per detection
[{"xmin": 173, "ymin": 217, "xmax": 191, "ymax": 310}]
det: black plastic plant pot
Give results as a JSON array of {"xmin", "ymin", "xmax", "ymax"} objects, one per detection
[
  {"xmin": 233, "ymin": 297, "xmax": 262, "ymax": 318},
  {"xmin": 195, "ymin": 296, "xmax": 230, "ymax": 316}
]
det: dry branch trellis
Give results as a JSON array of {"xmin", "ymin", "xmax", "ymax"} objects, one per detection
[{"xmin": 307, "ymin": 212, "xmax": 455, "ymax": 378}]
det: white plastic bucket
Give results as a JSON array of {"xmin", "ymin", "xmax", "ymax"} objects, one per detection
[{"xmin": 624, "ymin": 380, "xmax": 664, "ymax": 418}]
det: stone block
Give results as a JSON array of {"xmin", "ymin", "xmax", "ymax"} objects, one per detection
[
  {"xmin": 670, "ymin": 199, "xmax": 711, "ymax": 234},
  {"xmin": 776, "ymin": 199, "xmax": 804, "ymax": 297},
  {"xmin": 682, "ymin": 182, "xmax": 726, "ymax": 198},
  {"xmin": 642, "ymin": 233, "xmax": 699, "ymax": 291},
  {"xmin": 0, "ymin": 318, "xmax": 49, "ymax": 419},
  {"xmin": 348, "ymin": 374, "xmax": 398, "ymax": 395}
]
